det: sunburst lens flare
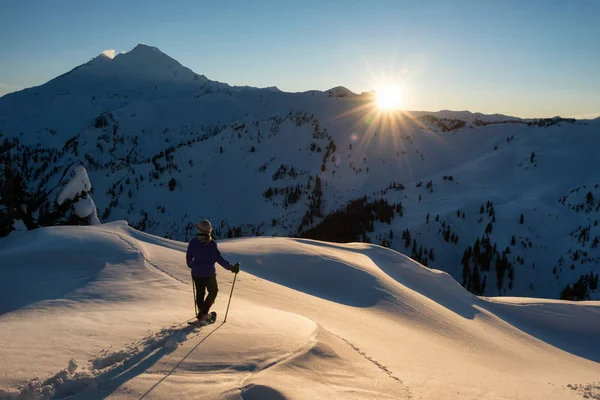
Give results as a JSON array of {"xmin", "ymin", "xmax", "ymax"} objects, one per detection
[{"xmin": 376, "ymin": 85, "xmax": 403, "ymax": 111}]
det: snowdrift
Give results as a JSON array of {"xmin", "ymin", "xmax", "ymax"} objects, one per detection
[{"xmin": 0, "ymin": 222, "xmax": 599, "ymax": 399}]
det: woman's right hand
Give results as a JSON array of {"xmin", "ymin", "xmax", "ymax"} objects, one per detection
[{"xmin": 231, "ymin": 263, "xmax": 240, "ymax": 274}]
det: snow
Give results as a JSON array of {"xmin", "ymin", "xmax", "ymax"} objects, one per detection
[
  {"xmin": 0, "ymin": 222, "xmax": 598, "ymax": 399},
  {"xmin": 73, "ymin": 195, "xmax": 100, "ymax": 225},
  {"xmin": 326, "ymin": 86, "xmax": 358, "ymax": 97},
  {"xmin": 72, "ymin": 195, "xmax": 94, "ymax": 218},
  {"xmin": 55, "ymin": 166, "xmax": 101, "ymax": 225},
  {"xmin": 11, "ymin": 219, "xmax": 27, "ymax": 232},
  {"xmin": 56, "ymin": 166, "xmax": 92, "ymax": 206},
  {"xmin": 101, "ymin": 49, "xmax": 116, "ymax": 60}
]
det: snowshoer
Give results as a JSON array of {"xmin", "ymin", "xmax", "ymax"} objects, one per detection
[{"xmin": 186, "ymin": 219, "xmax": 239, "ymax": 323}]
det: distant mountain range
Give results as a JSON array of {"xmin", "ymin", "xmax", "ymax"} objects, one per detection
[{"xmin": 1, "ymin": 44, "xmax": 598, "ymax": 300}]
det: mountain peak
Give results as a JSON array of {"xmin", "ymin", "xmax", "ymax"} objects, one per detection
[
  {"xmin": 100, "ymin": 49, "xmax": 116, "ymax": 59},
  {"xmin": 114, "ymin": 44, "xmax": 177, "ymax": 65},
  {"xmin": 128, "ymin": 43, "xmax": 164, "ymax": 56},
  {"xmin": 51, "ymin": 44, "xmax": 214, "ymax": 88},
  {"xmin": 93, "ymin": 44, "xmax": 165, "ymax": 61},
  {"xmin": 98, "ymin": 52, "xmax": 113, "ymax": 60},
  {"xmin": 326, "ymin": 86, "xmax": 357, "ymax": 98}
]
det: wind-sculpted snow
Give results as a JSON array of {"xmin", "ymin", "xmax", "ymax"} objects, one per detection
[
  {"xmin": 220, "ymin": 237, "xmax": 386, "ymax": 307},
  {"xmin": 1, "ymin": 223, "xmax": 599, "ymax": 399},
  {"xmin": 483, "ymin": 298, "xmax": 600, "ymax": 363},
  {"xmin": 0, "ymin": 225, "xmax": 138, "ymax": 314}
]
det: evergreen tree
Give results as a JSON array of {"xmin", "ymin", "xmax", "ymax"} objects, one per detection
[
  {"xmin": 404, "ymin": 229, "xmax": 411, "ymax": 249},
  {"xmin": 586, "ymin": 191, "xmax": 594, "ymax": 205},
  {"xmin": 485, "ymin": 222, "xmax": 493, "ymax": 235},
  {"xmin": 471, "ymin": 265, "xmax": 481, "ymax": 294},
  {"xmin": 461, "ymin": 248, "xmax": 471, "ymax": 286}
]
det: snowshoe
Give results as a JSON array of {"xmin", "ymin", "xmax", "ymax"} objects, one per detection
[{"xmin": 188, "ymin": 311, "xmax": 217, "ymax": 327}]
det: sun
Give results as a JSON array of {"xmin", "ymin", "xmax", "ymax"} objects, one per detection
[{"xmin": 376, "ymin": 85, "xmax": 404, "ymax": 110}]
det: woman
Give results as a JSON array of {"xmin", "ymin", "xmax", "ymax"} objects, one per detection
[{"xmin": 186, "ymin": 219, "xmax": 239, "ymax": 322}]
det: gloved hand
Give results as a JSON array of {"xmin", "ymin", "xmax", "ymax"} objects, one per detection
[{"xmin": 231, "ymin": 263, "xmax": 240, "ymax": 274}]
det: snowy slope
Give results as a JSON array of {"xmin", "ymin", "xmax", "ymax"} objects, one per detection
[
  {"xmin": 1, "ymin": 44, "xmax": 599, "ymax": 301},
  {"xmin": 0, "ymin": 222, "xmax": 598, "ymax": 399}
]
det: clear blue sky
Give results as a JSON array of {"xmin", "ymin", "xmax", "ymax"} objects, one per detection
[{"xmin": 1, "ymin": 0, "xmax": 599, "ymax": 118}]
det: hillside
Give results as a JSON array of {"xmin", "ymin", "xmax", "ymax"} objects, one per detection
[
  {"xmin": 1, "ymin": 44, "xmax": 599, "ymax": 300},
  {"xmin": 0, "ymin": 222, "xmax": 599, "ymax": 399}
]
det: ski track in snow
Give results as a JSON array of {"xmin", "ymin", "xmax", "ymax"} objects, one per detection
[
  {"xmin": 0, "ymin": 319, "xmax": 205, "ymax": 399},
  {"xmin": 324, "ymin": 329, "xmax": 404, "ymax": 384},
  {"xmin": 0, "ymin": 312, "xmax": 319, "ymax": 400}
]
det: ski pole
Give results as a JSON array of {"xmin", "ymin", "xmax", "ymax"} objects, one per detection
[
  {"xmin": 192, "ymin": 279, "xmax": 198, "ymax": 317},
  {"xmin": 224, "ymin": 272, "xmax": 238, "ymax": 323}
]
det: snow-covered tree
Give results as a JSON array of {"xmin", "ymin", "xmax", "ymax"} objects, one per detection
[
  {"xmin": 0, "ymin": 157, "xmax": 33, "ymax": 236},
  {"xmin": 56, "ymin": 166, "xmax": 101, "ymax": 226}
]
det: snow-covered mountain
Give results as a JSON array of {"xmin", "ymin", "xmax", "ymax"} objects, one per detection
[
  {"xmin": 1, "ymin": 44, "xmax": 599, "ymax": 301},
  {"xmin": 0, "ymin": 222, "xmax": 598, "ymax": 399}
]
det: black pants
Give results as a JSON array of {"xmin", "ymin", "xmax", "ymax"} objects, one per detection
[{"xmin": 193, "ymin": 275, "xmax": 218, "ymax": 316}]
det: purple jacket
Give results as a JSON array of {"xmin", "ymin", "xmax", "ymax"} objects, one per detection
[{"xmin": 186, "ymin": 237, "xmax": 232, "ymax": 277}]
